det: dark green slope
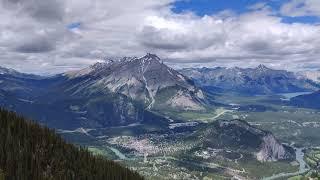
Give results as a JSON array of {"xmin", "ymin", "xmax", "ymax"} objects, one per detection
[
  {"xmin": 290, "ymin": 91, "xmax": 320, "ymax": 109},
  {"xmin": 0, "ymin": 108, "xmax": 143, "ymax": 180}
]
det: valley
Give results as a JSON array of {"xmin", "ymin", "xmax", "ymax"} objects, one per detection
[
  {"xmin": 2, "ymin": 1, "xmax": 320, "ymax": 179},
  {"xmin": 59, "ymin": 91, "xmax": 320, "ymax": 179},
  {"xmin": 1, "ymin": 55, "xmax": 320, "ymax": 179}
]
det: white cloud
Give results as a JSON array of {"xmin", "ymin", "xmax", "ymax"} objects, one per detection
[
  {"xmin": 280, "ymin": 0, "xmax": 320, "ymax": 17},
  {"xmin": 0, "ymin": 0, "xmax": 320, "ymax": 74}
]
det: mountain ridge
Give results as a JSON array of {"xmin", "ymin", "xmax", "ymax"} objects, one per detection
[
  {"xmin": 63, "ymin": 53, "xmax": 206, "ymax": 111},
  {"xmin": 0, "ymin": 54, "xmax": 208, "ymax": 129},
  {"xmin": 180, "ymin": 65, "xmax": 319, "ymax": 94}
]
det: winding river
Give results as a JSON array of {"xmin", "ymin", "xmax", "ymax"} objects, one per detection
[
  {"xmin": 263, "ymin": 148, "xmax": 309, "ymax": 180},
  {"xmin": 108, "ymin": 146, "xmax": 129, "ymax": 160}
]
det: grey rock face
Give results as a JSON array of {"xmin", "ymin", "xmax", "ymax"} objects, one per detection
[
  {"xmin": 65, "ymin": 53, "xmax": 206, "ymax": 110},
  {"xmin": 256, "ymin": 134, "xmax": 292, "ymax": 162}
]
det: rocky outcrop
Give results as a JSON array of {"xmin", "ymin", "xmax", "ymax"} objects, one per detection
[
  {"xmin": 256, "ymin": 134, "xmax": 294, "ymax": 162},
  {"xmin": 201, "ymin": 119, "xmax": 295, "ymax": 162}
]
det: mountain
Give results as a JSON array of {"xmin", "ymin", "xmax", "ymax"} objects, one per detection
[
  {"xmin": 195, "ymin": 119, "xmax": 295, "ymax": 162},
  {"xmin": 0, "ymin": 66, "xmax": 19, "ymax": 75},
  {"xmin": 298, "ymin": 70, "xmax": 320, "ymax": 83},
  {"xmin": 0, "ymin": 54, "xmax": 207, "ymax": 129},
  {"xmin": 0, "ymin": 108, "xmax": 143, "ymax": 180},
  {"xmin": 64, "ymin": 53, "xmax": 206, "ymax": 111},
  {"xmin": 0, "ymin": 77, "xmax": 169, "ymax": 130},
  {"xmin": 180, "ymin": 65, "xmax": 319, "ymax": 94},
  {"xmin": 0, "ymin": 66, "xmax": 48, "ymax": 98},
  {"xmin": 290, "ymin": 91, "xmax": 320, "ymax": 109}
]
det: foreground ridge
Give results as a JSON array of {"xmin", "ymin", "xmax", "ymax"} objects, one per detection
[{"xmin": 0, "ymin": 108, "xmax": 143, "ymax": 180}]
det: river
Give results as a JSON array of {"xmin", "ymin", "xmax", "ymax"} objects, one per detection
[
  {"xmin": 278, "ymin": 92, "xmax": 312, "ymax": 100},
  {"xmin": 262, "ymin": 148, "xmax": 309, "ymax": 180},
  {"xmin": 108, "ymin": 146, "xmax": 129, "ymax": 160}
]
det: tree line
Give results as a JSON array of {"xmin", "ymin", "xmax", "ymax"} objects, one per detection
[{"xmin": 0, "ymin": 108, "xmax": 144, "ymax": 180}]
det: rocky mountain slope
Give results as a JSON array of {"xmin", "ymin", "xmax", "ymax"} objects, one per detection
[
  {"xmin": 197, "ymin": 119, "xmax": 295, "ymax": 162},
  {"xmin": 64, "ymin": 53, "xmax": 206, "ymax": 111},
  {"xmin": 180, "ymin": 65, "xmax": 318, "ymax": 94},
  {"xmin": 0, "ymin": 67, "xmax": 48, "ymax": 98},
  {"xmin": 0, "ymin": 70, "xmax": 168, "ymax": 129}
]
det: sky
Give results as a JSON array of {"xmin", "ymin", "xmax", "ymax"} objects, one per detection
[{"xmin": 0, "ymin": 0, "xmax": 320, "ymax": 74}]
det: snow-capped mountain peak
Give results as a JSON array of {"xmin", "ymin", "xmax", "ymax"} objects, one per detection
[{"xmin": 0, "ymin": 66, "xmax": 19, "ymax": 75}]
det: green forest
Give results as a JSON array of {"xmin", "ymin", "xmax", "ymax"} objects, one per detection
[{"xmin": 0, "ymin": 108, "xmax": 143, "ymax": 180}]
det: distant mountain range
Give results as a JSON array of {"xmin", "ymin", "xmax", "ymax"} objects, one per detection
[
  {"xmin": 0, "ymin": 54, "xmax": 207, "ymax": 129},
  {"xmin": 2, "ymin": 57, "xmax": 320, "ymax": 130},
  {"xmin": 180, "ymin": 65, "xmax": 319, "ymax": 94}
]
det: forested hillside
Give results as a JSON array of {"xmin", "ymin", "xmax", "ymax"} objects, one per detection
[{"xmin": 0, "ymin": 108, "xmax": 143, "ymax": 180}]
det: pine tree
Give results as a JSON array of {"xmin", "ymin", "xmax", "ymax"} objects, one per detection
[{"xmin": 0, "ymin": 169, "xmax": 4, "ymax": 180}]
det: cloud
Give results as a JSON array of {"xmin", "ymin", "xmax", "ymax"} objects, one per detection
[
  {"xmin": 15, "ymin": 35, "xmax": 56, "ymax": 53},
  {"xmin": 280, "ymin": 0, "xmax": 320, "ymax": 17},
  {"xmin": 3, "ymin": 0, "xmax": 65, "ymax": 22},
  {"xmin": 0, "ymin": 0, "xmax": 320, "ymax": 74}
]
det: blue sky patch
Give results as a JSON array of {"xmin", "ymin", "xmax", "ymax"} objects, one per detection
[
  {"xmin": 172, "ymin": 0, "xmax": 262, "ymax": 15},
  {"xmin": 172, "ymin": 0, "xmax": 319, "ymax": 24},
  {"xmin": 67, "ymin": 22, "xmax": 81, "ymax": 30},
  {"xmin": 281, "ymin": 16, "xmax": 320, "ymax": 24}
]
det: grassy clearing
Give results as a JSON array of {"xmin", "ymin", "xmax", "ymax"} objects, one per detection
[
  {"xmin": 87, "ymin": 146, "xmax": 119, "ymax": 160},
  {"xmin": 160, "ymin": 107, "xmax": 232, "ymax": 122},
  {"xmin": 239, "ymin": 160, "xmax": 298, "ymax": 179},
  {"xmin": 288, "ymin": 175, "xmax": 304, "ymax": 180},
  {"xmin": 288, "ymin": 171, "xmax": 320, "ymax": 180}
]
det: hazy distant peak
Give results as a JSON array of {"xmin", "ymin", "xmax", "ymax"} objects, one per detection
[
  {"xmin": 257, "ymin": 64, "xmax": 269, "ymax": 70},
  {"xmin": 0, "ymin": 66, "xmax": 18, "ymax": 75}
]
